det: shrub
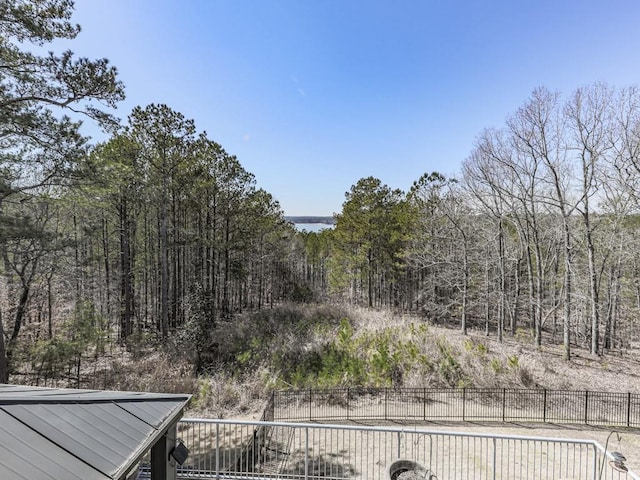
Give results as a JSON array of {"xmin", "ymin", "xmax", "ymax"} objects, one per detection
[{"xmin": 435, "ymin": 337, "xmax": 467, "ymax": 387}]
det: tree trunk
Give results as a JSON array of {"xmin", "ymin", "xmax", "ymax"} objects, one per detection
[
  {"xmin": 511, "ymin": 256, "xmax": 521, "ymax": 335},
  {"xmin": 484, "ymin": 251, "xmax": 490, "ymax": 335},
  {"xmin": 533, "ymin": 236, "xmax": 544, "ymax": 347},
  {"xmin": 461, "ymin": 235, "xmax": 468, "ymax": 335},
  {"xmin": 160, "ymin": 179, "xmax": 169, "ymax": 338},
  {"xmin": 584, "ymin": 218, "xmax": 600, "ymax": 355},
  {"xmin": 498, "ymin": 219, "xmax": 505, "ymax": 342},
  {"xmin": 47, "ymin": 273, "xmax": 53, "ymax": 339},
  {"xmin": 562, "ymin": 221, "xmax": 572, "ymax": 361},
  {"xmin": 223, "ymin": 216, "xmax": 230, "ymax": 319},
  {"xmin": 102, "ymin": 216, "xmax": 111, "ymax": 320},
  {"xmin": 119, "ymin": 201, "xmax": 134, "ymax": 339},
  {"xmin": 0, "ymin": 308, "xmax": 8, "ymax": 383},
  {"xmin": 11, "ymin": 279, "xmax": 31, "ymax": 346},
  {"xmin": 367, "ymin": 248, "xmax": 373, "ymax": 308}
]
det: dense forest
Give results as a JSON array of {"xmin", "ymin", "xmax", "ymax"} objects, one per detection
[
  {"xmin": 299, "ymin": 85, "xmax": 640, "ymax": 362},
  {"xmin": 2, "ymin": 2, "xmax": 640, "ymax": 392}
]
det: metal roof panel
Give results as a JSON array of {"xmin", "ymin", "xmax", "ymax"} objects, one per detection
[
  {"xmin": 0, "ymin": 410, "xmax": 110, "ymax": 480},
  {"xmin": 118, "ymin": 399, "xmax": 182, "ymax": 426},
  {"xmin": 3, "ymin": 403, "xmax": 154, "ymax": 476}
]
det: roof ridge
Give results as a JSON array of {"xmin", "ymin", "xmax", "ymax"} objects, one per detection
[{"xmin": 0, "ymin": 395, "xmax": 190, "ymax": 405}]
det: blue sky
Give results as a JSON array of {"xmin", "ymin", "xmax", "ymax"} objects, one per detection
[{"xmin": 64, "ymin": 0, "xmax": 640, "ymax": 216}]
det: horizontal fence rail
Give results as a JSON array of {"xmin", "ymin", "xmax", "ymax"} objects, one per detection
[
  {"xmin": 173, "ymin": 418, "xmax": 639, "ymax": 480},
  {"xmin": 269, "ymin": 388, "xmax": 640, "ymax": 427}
]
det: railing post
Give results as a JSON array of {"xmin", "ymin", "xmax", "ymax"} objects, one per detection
[
  {"xmin": 215, "ymin": 423, "xmax": 220, "ymax": 480},
  {"xmin": 492, "ymin": 437, "xmax": 497, "ymax": 480},
  {"xmin": 543, "ymin": 389, "xmax": 547, "ymax": 423},
  {"xmin": 462, "ymin": 388, "xmax": 466, "ymax": 421},
  {"xmin": 309, "ymin": 388, "xmax": 312, "ymax": 422},
  {"xmin": 397, "ymin": 431, "xmax": 402, "ymax": 458},
  {"xmin": 347, "ymin": 388, "xmax": 350, "ymax": 421},
  {"xmin": 305, "ymin": 426, "xmax": 309, "ymax": 480},
  {"xmin": 628, "ymin": 392, "xmax": 632, "ymax": 427},
  {"xmin": 585, "ymin": 390, "xmax": 589, "ymax": 424},
  {"xmin": 502, "ymin": 388, "xmax": 506, "ymax": 422}
]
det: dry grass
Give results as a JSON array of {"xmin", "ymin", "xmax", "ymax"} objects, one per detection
[
  {"xmin": 445, "ymin": 327, "xmax": 640, "ymax": 393},
  {"xmin": 74, "ymin": 305, "xmax": 640, "ymax": 411},
  {"xmin": 96, "ymin": 350, "xmax": 198, "ymax": 394},
  {"xmin": 189, "ymin": 370, "xmax": 270, "ymax": 419},
  {"xmin": 15, "ymin": 303, "xmax": 640, "ymax": 426},
  {"xmin": 343, "ymin": 306, "xmax": 640, "ymax": 393}
]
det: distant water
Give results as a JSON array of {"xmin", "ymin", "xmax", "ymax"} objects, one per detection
[{"xmin": 294, "ymin": 223, "xmax": 334, "ymax": 233}]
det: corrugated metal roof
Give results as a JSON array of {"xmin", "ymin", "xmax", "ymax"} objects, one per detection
[{"xmin": 0, "ymin": 384, "xmax": 191, "ymax": 480}]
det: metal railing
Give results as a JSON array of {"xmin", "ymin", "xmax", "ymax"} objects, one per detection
[
  {"xmin": 176, "ymin": 418, "xmax": 639, "ymax": 480},
  {"xmin": 268, "ymin": 388, "xmax": 640, "ymax": 426}
]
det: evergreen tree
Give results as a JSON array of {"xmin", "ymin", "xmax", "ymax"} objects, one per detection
[
  {"xmin": 331, "ymin": 177, "xmax": 411, "ymax": 308},
  {"xmin": 0, "ymin": 0, "xmax": 123, "ymax": 382}
]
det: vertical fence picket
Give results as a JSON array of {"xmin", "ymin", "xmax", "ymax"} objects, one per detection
[
  {"xmin": 347, "ymin": 388, "xmax": 350, "ymax": 421},
  {"xmin": 585, "ymin": 390, "xmax": 589, "ymax": 424},
  {"xmin": 462, "ymin": 388, "xmax": 466, "ymax": 421},
  {"xmin": 423, "ymin": 387, "xmax": 427, "ymax": 421},
  {"xmin": 384, "ymin": 388, "xmax": 388, "ymax": 421}
]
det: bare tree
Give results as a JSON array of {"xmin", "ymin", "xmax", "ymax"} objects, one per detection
[
  {"xmin": 408, "ymin": 173, "xmax": 473, "ymax": 334},
  {"xmin": 462, "ymin": 144, "xmax": 510, "ymax": 340},
  {"xmin": 564, "ymin": 84, "xmax": 614, "ymax": 355},
  {"xmin": 506, "ymin": 88, "xmax": 577, "ymax": 360}
]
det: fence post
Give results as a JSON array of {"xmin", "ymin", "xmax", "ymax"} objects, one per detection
[
  {"xmin": 423, "ymin": 387, "xmax": 427, "ymax": 421},
  {"xmin": 309, "ymin": 388, "xmax": 312, "ymax": 422},
  {"xmin": 385, "ymin": 388, "xmax": 388, "ymax": 421},
  {"xmin": 272, "ymin": 391, "xmax": 276, "ymax": 421},
  {"xmin": 543, "ymin": 389, "xmax": 547, "ymax": 423},
  {"xmin": 585, "ymin": 390, "xmax": 589, "ymax": 424},
  {"xmin": 502, "ymin": 388, "xmax": 506, "ymax": 422},
  {"xmin": 462, "ymin": 388, "xmax": 466, "ymax": 421},
  {"xmin": 628, "ymin": 392, "xmax": 632, "ymax": 428},
  {"xmin": 347, "ymin": 388, "xmax": 350, "ymax": 421},
  {"xmin": 269, "ymin": 391, "xmax": 275, "ymax": 421}
]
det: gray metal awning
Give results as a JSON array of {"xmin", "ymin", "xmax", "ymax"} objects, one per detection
[{"xmin": 0, "ymin": 384, "xmax": 191, "ymax": 480}]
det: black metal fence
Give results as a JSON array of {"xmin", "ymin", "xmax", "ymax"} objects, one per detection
[{"xmin": 266, "ymin": 388, "xmax": 640, "ymax": 427}]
